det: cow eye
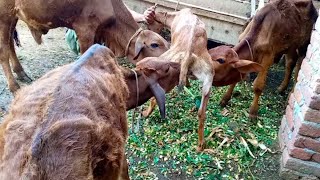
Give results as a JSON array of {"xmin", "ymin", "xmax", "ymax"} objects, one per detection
[
  {"xmin": 217, "ymin": 58, "xmax": 225, "ymax": 64},
  {"xmin": 150, "ymin": 43, "xmax": 159, "ymax": 48}
]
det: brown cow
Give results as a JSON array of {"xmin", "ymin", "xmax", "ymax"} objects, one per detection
[
  {"xmin": 0, "ymin": 45, "xmax": 130, "ymax": 179},
  {"xmin": 218, "ymin": 0, "xmax": 318, "ymax": 119},
  {"xmin": 0, "ymin": 0, "xmax": 169, "ymax": 93}
]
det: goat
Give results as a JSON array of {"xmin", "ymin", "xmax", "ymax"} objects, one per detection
[{"xmin": 0, "ymin": 44, "xmax": 130, "ymax": 179}]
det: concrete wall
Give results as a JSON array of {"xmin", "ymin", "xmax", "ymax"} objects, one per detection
[
  {"xmin": 279, "ymin": 10, "xmax": 320, "ymax": 179},
  {"xmin": 124, "ymin": 0, "xmax": 248, "ymax": 45}
]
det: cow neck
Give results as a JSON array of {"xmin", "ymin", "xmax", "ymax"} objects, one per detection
[
  {"xmin": 108, "ymin": 0, "xmax": 140, "ymax": 56},
  {"xmin": 234, "ymin": 39, "xmax": 254, "ymax": 61}
]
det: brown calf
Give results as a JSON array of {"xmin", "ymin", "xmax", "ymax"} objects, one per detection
[
  {"xmin": 210, "ymin": 45, "xmax": 263, "ymax": 87},
  {"xmin": 219, "ymin": 0, "xmax": 318, "ymax": 119},
  {"xmin": 125, "ymin": 29, "xmax": 170, "ymax": 64},
  {"xmin": 123, "ymin": 59, "xmax": 180, "ymax": 115},
  {"xmin": 137, "ymin": 8, "xmax": 217, "ymax": 151},
  {"xmin": 138, "ymin": 8, "xmax": 263, "ymax": 151},
  {"xmin": 0, "ymin": 45, "xmax": 130, "ymax": 179}
]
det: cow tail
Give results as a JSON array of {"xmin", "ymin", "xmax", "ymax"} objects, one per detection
[{"xmin": 13, "ymin": 29, "xmax": 21, "ymax": 47}]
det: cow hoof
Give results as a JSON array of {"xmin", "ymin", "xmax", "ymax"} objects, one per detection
[
  {"xmin": 196, "ymin": 143, "xmax": 205, "ymax": 152},
  {"xmin": 249, "ymin": 106, "xmax": 259, "ymax": 121},
  {"xmin": 233, "ymin": 91, "xmax": 241, "ymax": 97},
  {"xmin": 16, "ymin": 71, "xmax": 33, "ymax": 83},
  {"xmin": 277, "ymin": 86, "xmax": 286, "ymax": 95},
  {"xmin": 249, "ymin": 114, "xmax": 258, "ymax": 124},
  {"xmin": 220, "ymin": 99, "xmax": 228, "ymax": 107},
  {"xmin": 177, "ymin": 84, "xmax": 184, "ymax": 93}
]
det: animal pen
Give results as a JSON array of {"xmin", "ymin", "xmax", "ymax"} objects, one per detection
[
  {"xmin": 125, "ymin": 0, "xmax": 320, "ymax": 178},
  {"xmin": 0, "ymin": 0, "xmax": 320, "ymax": 179}
]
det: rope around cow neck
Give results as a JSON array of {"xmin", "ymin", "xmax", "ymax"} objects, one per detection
[
  {"xmin": 230, "ymin": 47, "xmax": 246, "ymax": 82},
  {"xmin": 245, "ymin": 39, "xmax": 254, "ymax": 61},
  {"xmin": 131, "ymin": 69, "xmax": 139, "ymax": 109},
  {"xmin": 130, "ymin": 69, "xmax": 140, "ymax": 131},
  {"xmin": 125, "ymin": 28, "xmax": 144, "ymax": 57},
  {"xmin": 231, "ymin": 48, "xmax": 239, "ymax": 59}
]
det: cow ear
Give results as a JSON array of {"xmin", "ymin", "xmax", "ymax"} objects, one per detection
[
  {"xmin": 140, "ymin": 67, "xmax": 156, "ymax": 77},
  {"xmin": 156, "ymin": 62, "xmax": 181, "ymax": 76},
  {"xmin": 232, "ymin": 60, "xmax": 263, "ymax": 73},
  {"xmin": 153, "ymin": 62, "xmax": 170, "ymax": 76},
  {"xmin": 133, "ymin": 41, "xmax": 145, "ymax": 60}
]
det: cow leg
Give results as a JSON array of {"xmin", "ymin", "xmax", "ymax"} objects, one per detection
[
  {"xmin": 249, "ymin": 55, "xmax": 273, "ymax": 119},
  {"xmin": 196, "ymin": 74, "xmax": 213, "ymax": 152},
  {"xmin": 10, "ymin": 48, "xmax": 31, "ymax": 82},
  {"xmin": 9, "ymin": 30, "xmax": 32, "ymax": 83},
  {"xmin": 73, "ymin": 27, "xmax": 96, "ymax": 54},
  {"xmin": 294, "ymin": 56, "xmax": 303, "ymax": 82},
  {"xmin": 178, "ymin": 56, "xmax": 194, "ymax": 91},
  {"xmin": 220, "ymin": 83, "xmax": 237, "ymax": 107},
  {"xmin": 0, "ymin": 25, "xmax": 19, "ymax": 92},
  {"xmin": 120, "ymin": 153, "xmax": 130, "ymax": 180},
  {"xmin": 0, "ymin": 56, "xmax": 18, "ymax": 92},
  {"xmin": 294, "ymin": 44, "xmax": 308, "ymax": 82},
  {"xmin": 142, "ymin": 97, "xmax": 157, "ymax": 117},
  {"xmin": 277, "ymin": 49, "xmax": 298, "ymax": 93}
]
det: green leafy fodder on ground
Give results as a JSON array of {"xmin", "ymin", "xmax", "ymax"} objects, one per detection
[{"xmin": 126, "ymin": 65, "xmax": 289, "ymax": 179}]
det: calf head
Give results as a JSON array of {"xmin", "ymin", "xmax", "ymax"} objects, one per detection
[
  {"xmin": 126, "ymin": 30, "xmax": 170, "ymax": 64},
  {"xmin": 136, "ymin": 57, "xmax": 180, "ymax": 118},
  {"xmin": 209, "ymin": 45, "xmax": 263, "ymax": 86}
]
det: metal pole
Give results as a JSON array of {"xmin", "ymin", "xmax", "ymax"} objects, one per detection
[
  {"xmin": 251, "ymin": 0, "xmax": 256, "ymax": 17},
  {"xmin": 257, "ymin": 0, "xmax": 265, "ymax": 11}
]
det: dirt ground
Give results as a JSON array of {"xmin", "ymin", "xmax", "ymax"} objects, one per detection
[{"xmin": 0, "ymin": 21, "xmax": 77, "ymax": 121}]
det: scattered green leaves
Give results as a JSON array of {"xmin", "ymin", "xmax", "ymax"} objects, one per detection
[{"xmin": 126, "ymin": 65, "xmax": 288, "ymax": 179}]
